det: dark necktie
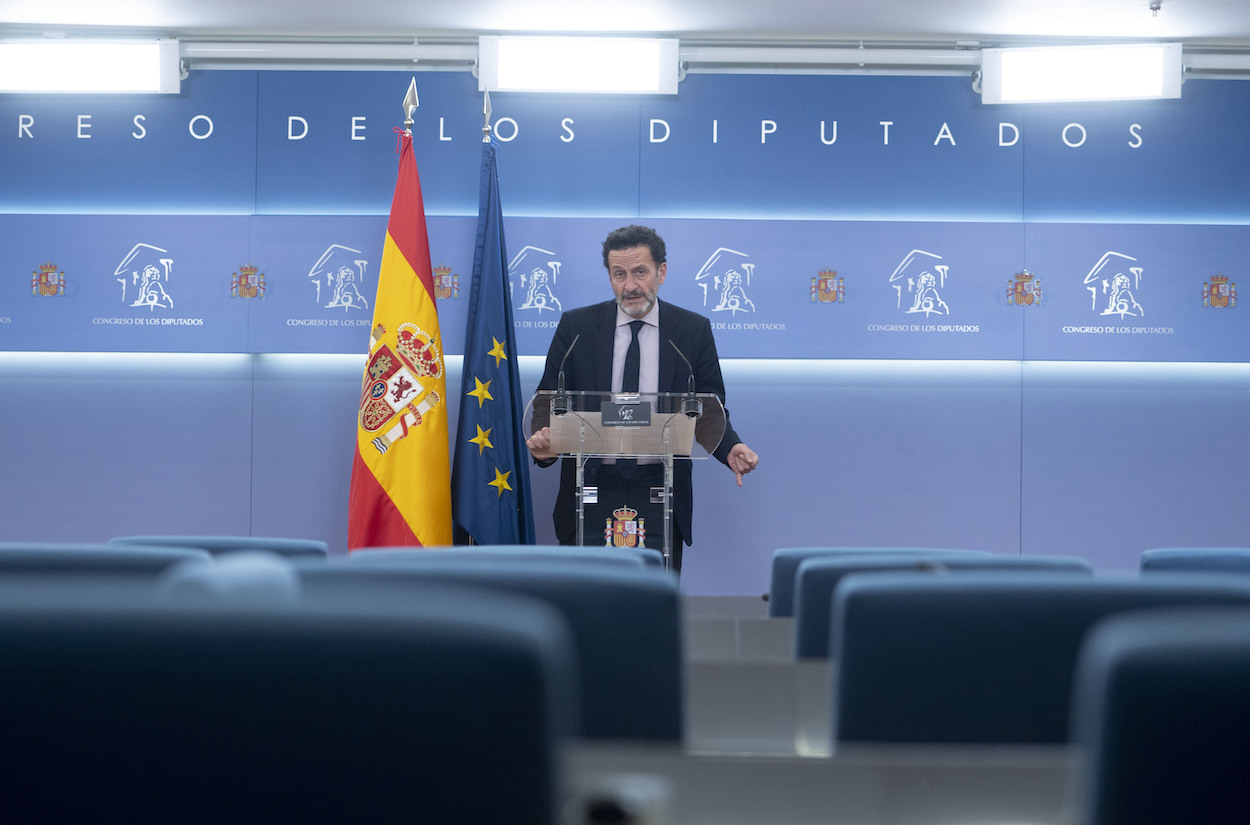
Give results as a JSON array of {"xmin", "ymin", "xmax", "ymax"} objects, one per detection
[{"xmin": 621, "ymin": 320, "xmax": 644, "ymax": 393}]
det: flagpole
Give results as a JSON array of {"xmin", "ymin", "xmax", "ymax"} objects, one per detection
[
  {"xmin": 482, "ymin": 89, "xmax": 492, "ymax": 143},
  {"xmin": 463, "ymin": 88, "xmax": 491, "ymax": 549},
  {"xmin": 348, "ymin": 76, "xmax": 454, "ymax": 550}
]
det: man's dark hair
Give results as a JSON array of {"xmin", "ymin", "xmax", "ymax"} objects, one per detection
[{"xmin": 602, "ymin": 225, "xmax": 666, "ymax": 270}]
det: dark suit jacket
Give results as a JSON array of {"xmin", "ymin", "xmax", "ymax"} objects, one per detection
[{"xmin": 535, "ymin": 298, "xmax": 742, "ymax": 546}]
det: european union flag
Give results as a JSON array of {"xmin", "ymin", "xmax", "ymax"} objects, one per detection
[{"xmin": 451, "ymin": 137, "xmax": 536, "ymax": 545}]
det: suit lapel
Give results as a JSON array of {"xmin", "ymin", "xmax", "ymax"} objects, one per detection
[
  {"xmin": 657, "ymin": 299, "xmax": 680, "ymax": 393},
  {"xmin": 592, "ymin": 300, "xmax": 616, "ymax": 390}
]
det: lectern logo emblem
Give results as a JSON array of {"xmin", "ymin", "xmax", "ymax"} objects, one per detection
[{"xmin": 606, "ymin": 506, "xmax": 645, "ymax": 548}]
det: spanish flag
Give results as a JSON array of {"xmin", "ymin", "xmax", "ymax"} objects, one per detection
[{"xmin": 347, "ymin": 111, "xmax": 452, "ymax": 550}]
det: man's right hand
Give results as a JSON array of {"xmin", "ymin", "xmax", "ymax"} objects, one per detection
[{"xmin": 526, "ymin": 426, "xmax": 556, "ymax": 461}]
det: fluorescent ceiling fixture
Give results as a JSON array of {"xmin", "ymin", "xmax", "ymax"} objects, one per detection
[
  {"xmin": 479, "ymin": 35, "xmax": 679, "ymax": 94},
  {"xmin": 980, "ymin": 43, "xmax": 1182, "ymax": 104},
  {"xmin": 0, "ymin": 38, "xmax": 180, "ymax": 94}
]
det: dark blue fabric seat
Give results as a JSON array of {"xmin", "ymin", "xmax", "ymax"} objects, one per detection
[
  {"xmin": 348, "ymin": 543, "xmax": 651, "ymax": 569},
  {"xmin": 304, "ymin": 556, "xmax": 683, "ymax": 741},
  {"xmin": 0, "ymin": 542, "xmax": 210, "ymax": 581},
  {"xmin": 833, "ymin": 573, "xmax": 1250, "ymax": 746},
  {"xmin": 455, "ymin": 543, "xmax": 665, "ymax": 569},
  {"xmin": 111, "ymin": 534, "xmax": 329, "ymax": 559},
  {"xmin": 793, "ymin": 553, "xmax": 1093, "ymax": 658},
  {"xmin": 1139, "ymin": 547, "xmax": 1250, "ymax": 574},
  {"xmin": 1072, "ymin": 607, "xmax": 1250, "ymax": 825},
  {"xmin": 0, "ymin": 565, "xmax": 577, "ymax": 825},
  {"xmin": 768, "ymin": 546, "xmax": 991, "ymax": 617}
]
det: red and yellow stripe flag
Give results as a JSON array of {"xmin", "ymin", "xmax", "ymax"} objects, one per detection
[{"xmin": 347, "ymin": 128, "xmax": 452, "ymax": 550}]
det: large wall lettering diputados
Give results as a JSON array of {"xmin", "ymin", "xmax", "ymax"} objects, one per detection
[{"xmin": 2, "ymin": 71, "xmax": 1246, "ymax": 360}]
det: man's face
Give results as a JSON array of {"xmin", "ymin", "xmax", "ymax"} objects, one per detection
[{"xmin": 607, "ymin": 245, "xmax": 666, "ymax": 318}]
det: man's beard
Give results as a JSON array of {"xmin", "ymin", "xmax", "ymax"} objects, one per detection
[{"xmin": 618, "ymin": 290, "xmax": 656, "ymax": 318}]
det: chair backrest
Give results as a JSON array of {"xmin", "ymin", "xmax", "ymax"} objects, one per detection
[
  {"xmin": 301, "ymin": 558, "xmax": 684, "ymax": 741},
  {"xmin": 832, "ymin": 572, "xmax": 1250, "ymax": 746},
  {"xmin": 463, "ymin": 544, "xmax": 666, "ymax": 569},
  {"xmin": 1071, "ymin": 607, "xmax": 1250, "ymax": 825},
  {"xmin": 0, "ymin": 542, "xmax": 210, "ymax": 578},
  {"xmin": 0, "ymin": 574, "xmax": 578, "ymax": 825},
  {"xmin": 768, "ymin": 547, "xmax": 992, "ymax": 617},
  {"xmin": 1140, "ymin": 547, "xmax": 1250, "ymax": 574},
  {"xmin": 348, "ymin": 544, "xmax": 650, "ymax": 569},
  {"xmin": 157, "ymin": 551, "xmax": 303, "ymax": 605},
  {"xmin": 111, "ymin": 534, "xmax": 330, "ymax": 559},
  {"xmin": 793, "ymin": 554, "xmax": 1093, "ymax": 658}
]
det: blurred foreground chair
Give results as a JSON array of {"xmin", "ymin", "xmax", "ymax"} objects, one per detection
[
  {"xmin": 833, "ymin": 573, "xmax": 1250, "ymax": 746},
  {"xmin": 0, "ymin": 542, "xmax": 210, "ymax": 585},
  {"xmin": 111, "ymin": 534, "xmax": 329, "ymax": 559},
  {"xmin": 794, "ymin": 553, "xmax": 1093, "ymax": 659},
  {"xmin": 157, "ymin": 550, "xmax": 302, "ymax": 605},
  {"xmin": 768, "ymin": 547, "xmax": 991, "ymax": 617},
  {"xmin": 1140, "ymin": 547, "xmax": 1250, "ymax": 574},
  {"xmin": 306, "ymin": 555, "xmax": 683, "ymax": 741},
  {"xmin": 0, "ymin": 562, "xmax": 578, "ymax": 825},
  {"xmin": 1071, "ymin": 607, "xmax": 1250, "ymax": 825}
]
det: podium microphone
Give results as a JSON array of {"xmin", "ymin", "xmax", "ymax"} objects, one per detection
[
  {"xmin": 668, "ymin": 339, "xmax": 703, "ymax": 418},
  {"xmin": 551, "ymin": 333, "xmax": 579, "ymax": 416}
]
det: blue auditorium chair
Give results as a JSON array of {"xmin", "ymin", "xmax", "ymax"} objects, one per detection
[
  {"xmin": 157, "ymin": 550, "xmax": 303, "ymax": 605},
  {"xmin": 832, "ymin": 573, "xmax": 1250, "ymax": 746},
  {"xmin": 767, "ymin": 546, "xmax": 992, "ymax": 617},
  {"xmin": 303, "ymin": 556, "xmax": 684, "ymax": 741},
  {"xmin": 111, "ymin": 534, "xmax": 329, "ymax": 559},
  {"xmin": 1139, "ymin": 547, "xmax": 1250, "ymax": 574},
  {"xmin": 349, "ymin": 543, "xmax": 656, "ymax": 569},
  {"xmin": 793, "ymin": 553, "xmax": 1093, "ymax": 658},
  {"xmin": 0, "ymin": 542, "xmax": 210, "ymax": 577},
  {"xmin": 454, "ymin": 543, "xmax": 669, "ymax": 569},
  {"xmin": 0, "ymin": 565, "xmax": 578, "ymax": 825},
  {"xmin": 1071, "ymin": 607, "xmax": 1250, "ymax": 825}
]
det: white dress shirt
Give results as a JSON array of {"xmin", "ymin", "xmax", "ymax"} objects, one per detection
[{"xmin": 611, "ymin": 303, "xmax": 660, "ymax": 395}]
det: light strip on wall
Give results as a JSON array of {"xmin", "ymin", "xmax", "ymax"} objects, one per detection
[
  {"xmin": 980, "ymin": 43, "xmax": 1182, "ymax": 104},
  {"xmin": 478, "ymin": 35, "xmax": 679, "ymax": 94},
  {"xmin": 0, "ymin": 38, "xmax": 181, "ymax": 94}
]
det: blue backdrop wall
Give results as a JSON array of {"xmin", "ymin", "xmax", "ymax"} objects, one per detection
[{"xmin": 2, "ymin": 70, "xmax": 1248, "ymax": 594}]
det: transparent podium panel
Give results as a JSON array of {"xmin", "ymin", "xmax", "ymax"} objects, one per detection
[{"xmin": 526, "ymin": 391, "xmax": 726, "ymax": 569}]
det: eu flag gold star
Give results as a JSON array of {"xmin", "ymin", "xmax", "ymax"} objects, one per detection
[
  {"xmin": 466, "ymin": 376, "xmax": 493, "ymax": 408},
  {"xmin": 488, "ymin": 468, "xmax": 512, "ymax": 498},
  {"xmin": 487, "ymin": 337, "xmax": 508, "ymax": 367},
  {"xmin": 470, "ymin": 424, "xmax": 494, "ymax": 455}
]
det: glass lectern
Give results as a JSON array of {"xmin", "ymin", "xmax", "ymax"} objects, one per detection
[{"xmin": 526, "ymin": 390, "xmax": 726, "ymax": 569}]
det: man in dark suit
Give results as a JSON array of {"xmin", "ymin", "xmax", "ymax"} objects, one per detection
[{"xmin": 526, "ymin": 225, "xmax": 759, "ymax": 571}]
